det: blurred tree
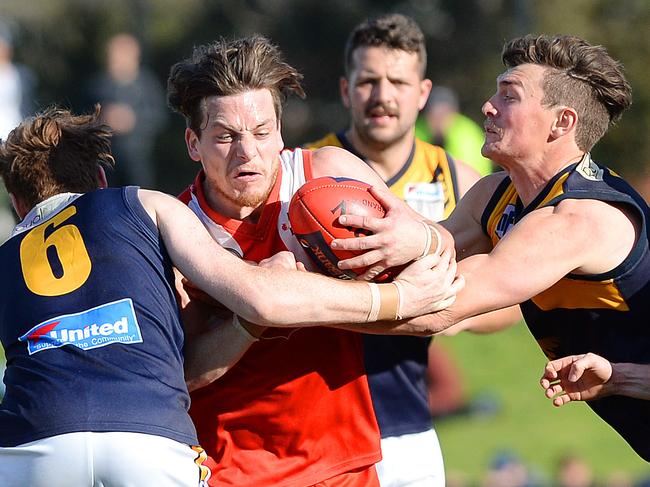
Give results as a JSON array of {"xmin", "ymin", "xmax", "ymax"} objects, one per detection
[{"xmin": 0, "ymin": 0, "xmax": 647, "ymax": 193}]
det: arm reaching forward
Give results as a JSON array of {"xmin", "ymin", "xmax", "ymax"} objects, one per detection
[
  {"xmin": 540, "ymin": 353, "xmax": 650, "ymax": 404},
  {"xmin": 138, "ymin": 189, "xmax": 459, "ymax": 331}
]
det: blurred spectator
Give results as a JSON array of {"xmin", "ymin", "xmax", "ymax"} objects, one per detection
[
  {"xmin": 86, "ymin": 33, "xmax": 166, "ymax": 188},
  {"xmin": 0, "ymin": 21, "xmax": 36, "ymax": 241},
  {"xmin": 482, "ymin": 451, "xmax": 543, "ymax": 487},
  {"xmin": 427, "ymin": 341, "xmax": 468, "ymax": 418},
  {"xmin": 605, "ymin": 471, "xmax": 633, "ymax": 487},
  {"xmin": 415, "ymin": 86, "xmax": 494, "ymax": 176},
  {"xmin": 556, "ymin": 453, "xmax": 595, "ymax": 487}
]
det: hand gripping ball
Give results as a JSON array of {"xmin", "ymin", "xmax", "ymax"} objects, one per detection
[{"xmin": 288, "ymin": 176, "xmax": 402, "ymax": 282}]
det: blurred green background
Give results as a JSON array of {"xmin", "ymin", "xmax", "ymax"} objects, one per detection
[
  {"xmin": 435, "ymin": 324, "xmax": 650, "ymax": 484},
  {"xmin": 1, "ymin": 0, "xmax": 650, "ymax": 483},
  {"xmin": 1, "ymin": 0, "xmax": 650, "ymax": 195}
]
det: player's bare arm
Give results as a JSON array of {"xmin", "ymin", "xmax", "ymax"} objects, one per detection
[
  {"xmin": 542, "ymin": 354, "xmax": 650, "ymax": 404},
  {"xmin": 453, "ymin": 158, "xmax": 482, "ymax": 198},
  {"xmin": 539, "ymin": 353, "xmax": 650, "ymax": 404},
  {"xmin": 311, "ymin": 145, "xmax": 388, "ymax": 188},
  {"xmin": 406, "ymin": 196, "xmax": 639, "ymax": 332},
  {"xmin": 138, "ymin": 188, "xmax": 460, "ymax": 330},
  {"xmin": 182, "ymin": 253, "xmax": 301, "ymax": 391},
  {"xmin": 441, "ymin": 172, "xmax": 507, "ymax": 259}
]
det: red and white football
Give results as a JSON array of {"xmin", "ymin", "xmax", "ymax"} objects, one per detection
[{"xmin": 288, "ymin": 176, "xmax": 401, "ymax": 282}]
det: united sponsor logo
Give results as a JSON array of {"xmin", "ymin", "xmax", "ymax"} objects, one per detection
[{"xmin": 19, "ymin": 298, "xmax": 142, "ymax": 355}]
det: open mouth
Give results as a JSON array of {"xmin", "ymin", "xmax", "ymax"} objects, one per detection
[
  {"xmin": 234, "ymin": 169, "xmax": 261, "ymax": 181},
  {"xmin": 484, "ymin": 124, "xmax": 500, "ymax": 136}
]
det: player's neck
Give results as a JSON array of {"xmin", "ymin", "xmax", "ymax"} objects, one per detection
[
  {"xmin": 345, "ymin": 129, "xmax": 414, "ymax": 182},
  {"xmin": 505, "ymin": 149, "xmax": 586, "ymax": 207}
]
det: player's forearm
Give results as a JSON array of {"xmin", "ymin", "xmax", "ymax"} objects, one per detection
[
  {"xmin": 230, "ymin": 268, "xmax": 375, "ymax": 327},
  {"xmin": 150, "ymin": 191, "xmax": 376, "ymax": 327},
  {"xmin": 184, "ymin": 315, "xmax": 260, "ymax": 391},
  {"xmin": 441, "ymin": 305, "xmax": 522, "ymax": 336},
  {"xmin": 396, "ymin": 310, "xmax": 457, "ymax": 336},
  {"xmin": 609, "ymin": 363, "xmax": 650, "ymax": 400}
]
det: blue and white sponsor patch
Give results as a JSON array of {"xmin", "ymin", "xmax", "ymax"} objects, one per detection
[
  {"xmin": 403, "ymin": 182, "xmax": 446, "ymax": 222},
  {"xmin": 495, "ymin": 203, "xmax": 517, "ymax": 239},
  {"xmin": 19, "ymin": 298, "xmax": 143, "ymax": 355}
]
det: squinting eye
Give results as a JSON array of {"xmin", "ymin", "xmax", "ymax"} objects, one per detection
[{"xmin": 217, "ymin": 134, "xmax": 232, "ymax": 142}]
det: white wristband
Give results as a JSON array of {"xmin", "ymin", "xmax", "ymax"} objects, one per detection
[
  {"xmin": 232, "ymin": 314, "xmax": 259, "ymax": 342},
  {"xmin": 417, "ymin": 221, "xmax": 432, "ymax": 260},
  {"xmin": 367, "ymin": 283, "xmax": 381, "ymax": 322},
  {"xmin": 392, "ymin": 280, "xmax": 404, "ymax": 320}
]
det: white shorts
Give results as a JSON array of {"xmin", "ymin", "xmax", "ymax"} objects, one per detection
[
  {"xmin": 0, "ymin": 431, "xmax": 211, "ymax": 487},
  {"xmin": 375, "ymin": 429, "xmax": 445, "ymax": 487}
]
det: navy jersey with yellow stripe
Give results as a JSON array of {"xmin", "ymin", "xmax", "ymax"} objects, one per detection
[
  {"xmin": 307, "ymin": 132, "xmax": 460, "ymax": 437},
  {"xmin": 481, "ymin": 155, "xmax": 650, "ymax": 461},
  {"xmin": 0, "ymin": 187, "xmax": 197, "ymax": 447}
]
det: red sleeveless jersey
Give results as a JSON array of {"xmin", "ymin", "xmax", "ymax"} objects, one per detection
[{"xmin": 179, "ymin": 149, "xmax": 381, "ymax": 486}]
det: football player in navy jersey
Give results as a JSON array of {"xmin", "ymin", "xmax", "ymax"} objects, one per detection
[
  {"xmin": 333, "ymin": 34, "xmax": 650, "ymax": 463},
  {"xmin": 0, "ymin": 106, "xmax": 459, "ymax": 486},
  {"xmin": 308, "ymin": 14, "xmax": 520, "ymax": 486}
]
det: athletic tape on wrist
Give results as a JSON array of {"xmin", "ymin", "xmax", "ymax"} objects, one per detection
[
  {"xmin": 377, "ymin": 283, "xmax": 400, "ymax": 321},
  {"xmin": 232, "ymin": 314, "xmax": 259, "ymax": 342},
  {"xmin": 428, "ymin": 223, "xmax": 443, "ymax": 256}
]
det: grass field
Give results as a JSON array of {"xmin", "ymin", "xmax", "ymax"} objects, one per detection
[{"xmin": 434, "ymin": 322, "xmax": 650, "ymax": 484}]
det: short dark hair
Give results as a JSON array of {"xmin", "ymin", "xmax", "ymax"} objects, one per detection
[
  {"xmin": 343, "ymin": 13, "xmax": 427, "ymax": 78},
  {"xmin": 502, "ymin": 34, "xmax": 632, "ymax": 151},
  {"xmin": 167, "ymin": 35, "xmax": 305, "ymax": 136},
  {"xmin": 0, "ymin": 105, "xmax": 114, "ymax": 211}
]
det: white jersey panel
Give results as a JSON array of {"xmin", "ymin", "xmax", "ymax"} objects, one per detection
[{"xmin": 277, "ymin": 148, "xmax": 318, "ymax": 272}]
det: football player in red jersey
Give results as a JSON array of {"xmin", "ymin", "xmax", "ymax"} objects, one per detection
[
  {"xmin": 167, "ymin": 36, "xmax": 462, "ymax": 486},
  {"xmin": 0, "ymin": 106, "xmax": 455, "ymax": 486}
]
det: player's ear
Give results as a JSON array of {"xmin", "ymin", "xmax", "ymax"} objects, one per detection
[
  {"xmin": 549, "ymin": 107, "xmax": 578, "ymax": 141},
  {"xmin": 340, "ymin": 77, "xmax": 350, "ymax": 108},
  {"xmin": 418, "ymin": 78, "xmax": 433, "ymax": 111},
  {"xmin": 97, "ymin": 165, "xmax": 108, "ymax": 189},
  {"xmin": 9, "ymin": 192, "xmax": 29, "ymax": 220},
  {"xmin": 185, "ymin": 128, "xmax": 202, "ymax": 162}
]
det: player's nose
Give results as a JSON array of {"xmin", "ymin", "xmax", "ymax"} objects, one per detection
[{"xmin": 235, "ymin": 134, "xmax": 256, "ymax": 161}]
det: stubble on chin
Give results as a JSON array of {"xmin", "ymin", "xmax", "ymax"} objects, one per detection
[{"xmin": 215, "ymin": 168, "xmax": 279, "ymax": 209}]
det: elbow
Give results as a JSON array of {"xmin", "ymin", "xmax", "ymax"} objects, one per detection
[
  {"xmin": 235, "ymin": 287, "xmax": 284, "ymax": 327},
  {"xmin": 417, "ymin": 310, "xmax": 458, "ymax": 337},
  {"xmin": 186, "ymin": 368, "xmax": 228, "ymax": 392}
]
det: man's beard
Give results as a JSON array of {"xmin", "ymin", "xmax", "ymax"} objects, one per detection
[
  {"xmin": 213, "ymin": 167, "xmax": 279, "ymax": 209},
  {"xmin": 353, "ymin": 110, "xmax": 410, "ymax": 150},
  {"xmin": 355, "ymin": 121, "xmax": 407, "ymax": 150}
]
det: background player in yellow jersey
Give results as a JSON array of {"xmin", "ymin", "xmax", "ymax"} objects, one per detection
[
  {"xmin": 307, "ymin": 13, "xmax": 520, "ymax": 487},
  {"xmin": 333, "ymin": 34, "xmax": 650, "ymax": 462}
]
